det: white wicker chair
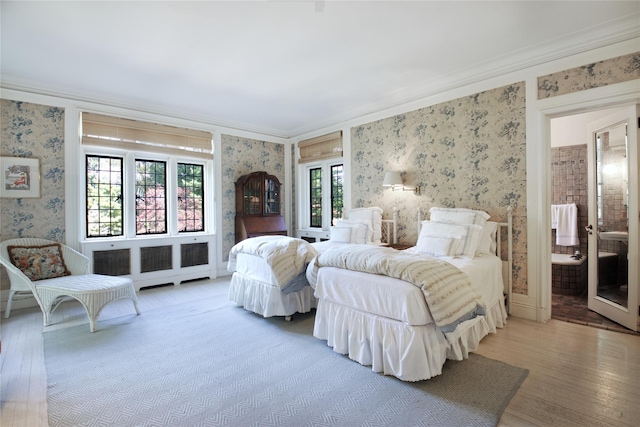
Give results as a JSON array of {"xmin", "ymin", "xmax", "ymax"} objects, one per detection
[{"xmin": 1, "ymin": 238, "xmax": 140, "ymax": 332}]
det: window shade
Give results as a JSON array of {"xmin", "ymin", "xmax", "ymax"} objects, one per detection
[
  {"xmin": 82, "ymin": 113, "xmax": 213, "ymax": 160},
  {"xmin": 298, "ymin": 131, "xmax": 342, "ymax": 164}
]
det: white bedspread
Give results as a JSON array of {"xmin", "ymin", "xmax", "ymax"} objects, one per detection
[
  {"xmin": 307, "ymin": 245, "xmax": 485, "ymax": 332},
  {"xmin": 228, "ymin": 236, "xmax": 318, "ymax": 289},
  {"xmin": 313, "ymin": 254, "xmax": 504, "ymax": 326}
]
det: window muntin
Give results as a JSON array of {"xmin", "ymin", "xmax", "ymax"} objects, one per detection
[
  {"xmin": 177, "ymin": 163, "xmax": 204, "ymax": 232},
  {"xmin": 86, "ymin": 155, "xmax": 123, "ymax": 237},
  {"xmin": 310, "ymin": 167, "xmax": 322, "ymax": 227},
  {"xmin": 135, "ymin": 159, "xmax": 167, "ymax": 235}
]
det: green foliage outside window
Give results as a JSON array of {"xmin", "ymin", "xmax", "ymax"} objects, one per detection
[
  {"xmin": 86, "ymin": 155, "xmax": 123, "ymax": 237},
  {"xmin": 310, "ymin": 168, "xmax": 322, "ymax": 227},
  {"xmin": 331, "ymin": 164, "xmax": 344, "ymax": 223},
  {"xmin": 135, "ymin": 160, "xmax": 166, "ymax": 235},
  {"xmin": 177, "ymin": 163, "xmax": 204, "ymax": 232},
  {"xmin": 86, "ymin": 156, "xmax": 205, "ymax": 237},
  {"xmin": 309, "ymin": 164, "xmax": 343, "ymax": 229}
]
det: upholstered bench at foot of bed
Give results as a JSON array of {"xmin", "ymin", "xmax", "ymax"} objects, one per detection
[{"xmin": 35, "ymin": 274, "xmax": 140, "ymax": 332}]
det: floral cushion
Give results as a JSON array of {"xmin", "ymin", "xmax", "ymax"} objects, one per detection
[{"xmin": 7, "ymin": 243, "xmax": 71, "ymax": 281}]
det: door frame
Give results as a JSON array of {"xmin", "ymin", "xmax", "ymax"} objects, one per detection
[{"xmin": 534, "ymin": 80, "xmax": 640, "ymax": 326}]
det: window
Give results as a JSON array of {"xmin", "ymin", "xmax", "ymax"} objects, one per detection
[
  {"xmin": 86, "ymin": 155, "xmax": 123, "ymax": 237},
  {"xmin": 310, "ymin": 168, "xmax": 322, "ymax": 227},
  {"xmin": 331, "ymin": 164, "xmax": 344, "ymax": 221},
  {"xmin": 177, "ymin": 163, "xmax": 204, "ymax": 232},
  {"xmin": 135, "ymin": 159, "xmax": 166, "ymax": 235},
  {"xmin": 298, "ymin": 131, "xmax": 344, "ymax": 231},
  {"xmin": 82, "ymin": 113, "xmax": 213, "ymax": 239},
  {"xmin": 303, "ymin": 161, "xmax": 344, "ymax": 229},
  {"xmin": 86, "ymin": 156, "xmax": 207, "ymax": 238}
]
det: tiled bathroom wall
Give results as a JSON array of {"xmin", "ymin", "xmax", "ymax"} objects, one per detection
[{"xmin": 551, "ymin": 144, "xmax": 589, "ymax": 256}]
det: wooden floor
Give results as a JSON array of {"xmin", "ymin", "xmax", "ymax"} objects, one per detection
[{"xmin": 1, "ymin": 277, "xmax": 638, "ymax": 427}]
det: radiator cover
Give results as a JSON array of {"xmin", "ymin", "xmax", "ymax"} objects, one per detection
[{"xmin": 82, "ymin": 235, "xmax": 216, "ymax": 291}]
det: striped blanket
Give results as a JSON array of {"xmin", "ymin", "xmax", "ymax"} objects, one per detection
[
  {"xmin": 307, "ymin": 245, "xmax": 485, "ymax": 332},
  {"xmin": 228, "ymin": 236, "xmax": 318, "ymax": 289}
]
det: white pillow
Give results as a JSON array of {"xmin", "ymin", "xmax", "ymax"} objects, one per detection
[
  {"xmin": 429, "ymin": 207, "xmax": 490, "ymax": 227},
  {"xmin": 329, "ymin": 227, "xmax": 352, "ymax": 243},
  {"xmin": 335, "ymin": 219, "xmax": 373, "ymax": 243},
  {"xmin": 477, "ymin": 221, "xmax": 498, "ymax": 255},
  {"xmin": 349, "ymin": 224, "xmax": 369, "ymax": 244},
  {"xmin": 347, "ymin": 207, "xmax": 383, "ymax": 243},
  {"xmin": 415, "ymin": 235, "xmax": 460, "ymax": 258},
  {"xmin": 334, "ymin": 220, "xmax": 370, "ymax": 244},
  {"xmin": 418, "ymin": 221, "xmax": 483, "ymax": 259}
]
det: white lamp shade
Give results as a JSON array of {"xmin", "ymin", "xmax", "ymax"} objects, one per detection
[{"xmin": 383, "ymin": 171, "xmax": 403, "ymax": 187}]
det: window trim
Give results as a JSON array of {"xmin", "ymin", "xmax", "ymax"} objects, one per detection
[{"xmin": 82, "ymin": 144, "xmax": 212, "ymax": 240}]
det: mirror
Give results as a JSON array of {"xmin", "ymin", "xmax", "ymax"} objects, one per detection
[{"xmin": 595, "ymin": 122, "xmax": 629, "ymax": 308}]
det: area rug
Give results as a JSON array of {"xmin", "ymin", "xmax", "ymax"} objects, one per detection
[{"xmin": 44, "ymin": 297, "xmax": 528, "ymax": 427}]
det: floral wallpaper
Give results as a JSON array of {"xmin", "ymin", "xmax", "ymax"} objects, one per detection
[
  {"xmin": 351, "ymin": 83, "xmax": 528, "ymax": 294},
  {"xmin": 220, "ymin": 134, "xmax": 285, "ymax": 260},
  {"xmin": 1, "ymin": 99, "xmax": 66, "ymax": 291},
  {"xmin": 2, "ymin": 48, "xmax": 637, "ymax": 297},
  {"xmin": 538, "ymin": 51, "xmax": 640, "ymax": 99}
]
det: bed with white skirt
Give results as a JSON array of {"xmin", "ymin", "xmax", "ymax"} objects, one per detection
[
  {"xmin": 306, "ymin": 207, "xmax": 512, "ymax": 381},
  {"xmin": 227, "ymin": 207, "xmax": 398, "ymax": 320}
]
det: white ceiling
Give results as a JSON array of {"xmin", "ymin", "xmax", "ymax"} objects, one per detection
[{"xmin": 2, "ymin": 1, "xmax": 639, "ymax": 138}]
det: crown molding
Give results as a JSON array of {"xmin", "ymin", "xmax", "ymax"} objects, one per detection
[
  {"xmin": 0, "ymin": 79, "xmax": 292, "ymax": 140},
  {"xmin": 288, "ymin": 14, "xmax": 640, "ymax": 137},
  {"xmin": 3, "ymin": 14, "xmax": 638, "ymax": 140}
]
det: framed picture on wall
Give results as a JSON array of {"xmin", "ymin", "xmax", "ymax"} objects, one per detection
[{"xmin": 0, "ymin": 156, "xmax": 40, "ymax": 198}]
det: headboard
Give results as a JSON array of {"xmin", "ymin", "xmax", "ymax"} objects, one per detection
[
  {"xmin": 381, "ymin": 207, "xmax": 399, "ymax": 245},
  {"xmin": 344, "ymin": 206, "xmax": 398, "ymax": 245},
  {"xmin": 417, "ymin": 206, "xmax": 513, "ymax": 314}
]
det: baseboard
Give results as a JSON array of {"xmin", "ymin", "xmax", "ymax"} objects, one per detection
[
  {"xmin": 510, "ymin": 300, "xmax": 538, "ymax": 321},
  {"xmin": 217, "ymin": 267, "xmax": 232, "ymax": 278},
  {"xmin": 0, "ymin": 291, "xmax": 38, "ymax": 315}
]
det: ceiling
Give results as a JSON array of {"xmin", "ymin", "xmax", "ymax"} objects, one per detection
[{"xmin": 2, "ymin": 1, "xmax": 639, "ymax": 138}]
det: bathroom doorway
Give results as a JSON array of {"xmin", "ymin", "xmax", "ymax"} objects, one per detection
[{"xmin": 550, "ymin": 106, "xmax": 638, "ymax": 334}]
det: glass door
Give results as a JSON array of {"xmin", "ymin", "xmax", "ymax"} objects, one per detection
[
  {"xmin": 586, "ymin": 105, "xmax": 638, "ymax": 331},
  {"xmin": 264, "ymin": 176, "xmax": 280, "ymax": 215},
  {"xmin": 244, "ymin": 175, "xmax": 261, "ymax": 215}
]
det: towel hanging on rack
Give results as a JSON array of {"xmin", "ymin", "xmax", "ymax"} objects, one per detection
[{"xmin": 551, "ymin": 203, "xmax": 579, "ymax": 246}]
